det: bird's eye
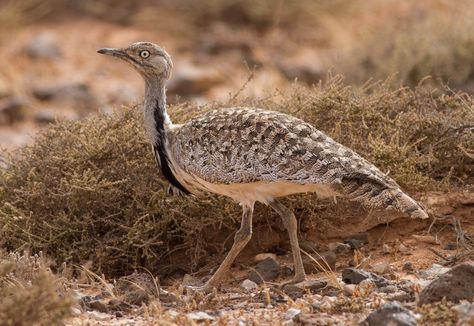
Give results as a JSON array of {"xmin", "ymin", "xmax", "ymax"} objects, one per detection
[{"xmin": 140, "ymin": 50, "xmax": 150, "ymax": 58}]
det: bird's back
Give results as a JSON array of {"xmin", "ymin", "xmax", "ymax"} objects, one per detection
[{"xmin": 168, "ymin": 107, "xmax": 427, "ymax": 218}]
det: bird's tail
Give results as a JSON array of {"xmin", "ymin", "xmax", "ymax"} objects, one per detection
[{"xmin": 342, "ymin": 180, "xmax": 429, "ymax": 219}]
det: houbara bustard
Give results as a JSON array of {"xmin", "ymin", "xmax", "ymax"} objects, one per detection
[{"xmin": 98, "ymin": 42, "xmax": 428, "ymax": 291}]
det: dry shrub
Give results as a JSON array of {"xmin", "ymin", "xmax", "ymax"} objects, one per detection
[
  {"xmin": 0, "ymin": 77, "xmax": 472, "ymax": 277},
  {"xmin": 0, "ymin": 251, "xmax": 73, "ymax": 326},
  {"xmin": 340, "ymin": 1, "xmax": 474, "ymax": 89}
]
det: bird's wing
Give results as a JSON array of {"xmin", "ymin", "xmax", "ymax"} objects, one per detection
[{"xmin": 168, "ymin": 107, "xmax": 398, "ymax": 189}]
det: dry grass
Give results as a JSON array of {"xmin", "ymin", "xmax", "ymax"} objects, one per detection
[
  {"xmin": 0, "ymin": 251, "xmax": 74, "ymax": 326},
  {"xmin": 0, "ymin": 77, "xmax": 472, "ymax": 278}
]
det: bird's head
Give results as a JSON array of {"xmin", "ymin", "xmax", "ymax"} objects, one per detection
[{"xmin": 97, "ymin": 42, "xmax": 173, "ymax": 81}]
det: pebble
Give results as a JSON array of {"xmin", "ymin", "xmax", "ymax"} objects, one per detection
[
  {"xmin": 240, "ymin": 279, "xmax": 258, "ymax": 291},
  {"xmin": 85, "ymin": 311, "xmax": 112, "ymax": 321},
  {"xmin": 343, "ymin": 284, "xmax": 356, "ymax": 296},
  {"xmin": 282, "ymin": 279, "xmax": 327, "ymax": 298},
  {"xmin": 452, "ymin": 301, "xmax": 474, "ymax": 325},
  {"xmin": 361, "ymin": 301, "xmax": 417, "ymax": 326},
  {"xmin": 402, "ymin": 261, "xmax": 414, "ymax": 272},
  {"xmin": 254, "ymin": 253, "xmax": 277, "ymax": 262},
  {"xmin": 187, "ymin": 311, "xmax": 215, "ymax": 321},
  {"xmin": 284, "ymin": 308, "xmax": 301, "ymax": 321},
  {"xmin": 420, "ymin": 263, "xmax": 450, "ymax": 279},
  {"xmin": 371, "ymin": 262, "xmax": 391, "ymax": 274},
  {"xmin": 25, "ymin": 32, "xmax": 62, "ymax": 60},
  {"xmin": 328, "ymin": 242, "xmax": 351, "ymax": 254},
  {"xmin": 419, "ymin": 262, "xmax": 474, "ymax": 305},
  {"xmin": 342, "ymin": 267, "xmax": 390, "ymax": 287},
  {"xmin": 344, "ymin": 232, "xmax": 369, "ymax": 249},
  {"xmin": 398, "ymin": 243, "xmax": 409, "ymax": 254},
  {"xmin": 382, "ymin": 244, "xmax": 391, "ymax": 254},
  {"xmin": 0, "ymin": 97, "xmax": 25, "ymax": 125},
  {"xmin": 248, "ymin": 257, "xmax": 280, "ymax": 284}
]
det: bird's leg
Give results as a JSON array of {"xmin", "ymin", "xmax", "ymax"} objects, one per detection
[
  {"xmin": 195, "ymin": 203, "xmax": 254, "ymax": 291},
  {"xmin": 269, "ymin": 199, "xmax": 306, "ymax": 284}
]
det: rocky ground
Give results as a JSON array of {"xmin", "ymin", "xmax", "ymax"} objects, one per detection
[{"xmin": 0, "ymin": 2, "xmax": 473, "ymax": 325}]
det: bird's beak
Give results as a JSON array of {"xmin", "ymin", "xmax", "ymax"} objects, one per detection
[{"xmin": 97, "ymin": 47, "xmax": 127, "ymax": 58}]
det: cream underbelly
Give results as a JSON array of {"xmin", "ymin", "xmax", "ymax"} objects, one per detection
[{"xmin": 183, "ymin": 174, "xmax": 338, "ymax": 206}]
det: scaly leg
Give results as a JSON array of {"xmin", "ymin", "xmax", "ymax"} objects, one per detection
[
  {"xmin": 269, "ymin": 199, "xmax": 306, "ymax": 283},
  {"xmin": 193, "ymin": 203, "xmax": 254, "ymax": 291}
]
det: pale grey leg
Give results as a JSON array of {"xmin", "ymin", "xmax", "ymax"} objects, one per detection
[
  {"xmin": 269, "ymin": 199, "xmax": 306, "ymax": 283},
  {"xmin": 201, "ymin": 203, "xmax": 254, "ymax": 290}
]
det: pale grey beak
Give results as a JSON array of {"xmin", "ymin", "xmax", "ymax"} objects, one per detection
[{"xmin": 97, "ymin": 48, "xmax": 126, "ymax": 57}]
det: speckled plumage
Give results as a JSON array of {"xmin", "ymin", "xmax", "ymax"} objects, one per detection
[{"xmin": 99, "ymin": 42, "xmax": 429, "ymax": 291}]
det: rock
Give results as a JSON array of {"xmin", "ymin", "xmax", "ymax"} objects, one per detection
[
  {"xmin": 158, "ymin": 289, "xmax": 179, "ymax": 303},
  {"xmin": 283, "ymin": 279, "xmax": 328, "ymax": 298},
  {"xmin": 359, "ymin": 279, "xmax": 376, "ymax": 290},
  {"xmin": 361, "ymin": 301, "xmax": 417, "ymax": 326},
  {"xmin": 386, "ymin": 291, "xmax": 412, "ymax": 302},
  {"xmin": 240, "ymin": 279, "xmax": 258, "ymax": 291},
  {"xmin": 342, "ymin": 268, "xmax": 390, "ymax": 287},
  {"xmin": 186, "ymin": 311, "xmax": 215, "ymax": 321},
  {"xmin": 248, "ymin": 257, "xmax": 280, "ymax": 284},
  {"xmin": 344, "ymin": 232, "xmax": 369, "ymax": 249},
  {"xmin": 344, "ymin": 284, "xmax": 356, "ymax": 296},
  {"xmin": 420, "ymin": 263, "xmax": 450, "ymax": 279},
  {"xmin": 85, "ymin": 311, "xmax": 112, "ymax": 321},
  {"xmin": 0, "ymin": 97, "xmax": 25, "ymax": 125},
  {"xmin": 382, "ymin": 244, "xmax": 392, "ymax": 254},
  {"xmin": 25, "ymin": 32, "xmax": 62, "ymax": 60},
  {"xmin": 299, "ymin": 314, "xmax": 335, "ymax": 325},
  {"xmin": 371, "ymin": 262, "xmax": 391, "ymax": 274},
  {"xmin": 419, "ymin": 262, "xmax": 474, "ymax": 305},
  {"xmin": 452, "ymin": 301, "xmax": 474, "ymax": 325},
  {"xmin": 167, "ymin": 63, "xmax": 221, "ymax": 96},
  {"xmin": 303, "ymin": 251, "xmax": 336, "ymax": 273},
  {"xmin": 398, "ymin": 243, "xmax": 409, "ymax": 254},
  {"xmin": 443, "ymin": 242, "xmax": 457, "ymax": 250},
  {"xmin": 328, "ymin": 242, "xmax": 351, "ymax": 254},
  {"xmin": 403, "ymin": 262, "xmax": 414, "ymax": 272},
  {"xmin": 412, "ymin": 235, "xmax": 440, "ymax": 245},
  {"xmin": 32, "ymin": 82, "xmax": 98, "ymax": 111},
  {"xmin": 284, "ymin": 308, "xmax": 301, "ymax": 321},
  {"xmin": 254, "ymin": 253, "xmax": 277, "ymax": 262}
]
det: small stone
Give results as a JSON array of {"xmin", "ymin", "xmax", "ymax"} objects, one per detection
[
  {"xmin": 282, "ymin": 279, "xmax": 327, "ymax": 299},
  {"xmin": 403, "ymin": 261, "xmax": 414, "ymax": 272},
  {"xmin": 159, "ymin": 289, "xmax": 179, "ymax": 303},
  {"xmin": 359, "ymin": 279, "xmax": 376, "ymax": 290},
  {"xmin": 382, "ymin": 244, "xmax": 391, "ymax": 254},
  {"xmin": 452, "ymin": 301, "xmax": 474, "ymax": 325},
  {"xmin": 412, "ymin": 235, "xmax": 440, "ymax": 245},
  {"xmin": 386, "ymin": 291, "xmax": 412, "ymax": 302},
  {"xmin": 328, "ymin": 242, "xmax": 351, "ymax": 254},
  {"xmin": 25, "ymin": 32, "xmax": 62, "ymax": 60},
  {"xmin": 343, "ymin": 284, "xmax": 356, "ymax": 296},
  {"xmin": 371, "ymin": 262, "xmax": 391, "ymax": 274},
  {"xmin": 240, "ymin": 279, "xmax": 258, "ymax": 291},
  {"xmin": 419, "ymin": 262, "xmax": 474, "ymax": 305},
  {"xmin": 0, "ymin": 97, "xmax": 25, "ymax": 125},
  {"xmin": 361, "ymin": 301, "xmax": 417, "ymax": 326},
  {"xmin": 186, "ymin": 311, "xmax": 215, "ymax": 321},
  {"xmin": 284, "ymin": 308, "xmax": 301, "ymax": 321},
  {"xmin": 443, "ymin": 242, "xmax": 457, "ymax": 250},
  {"xmin": 420, "ymin": 263, "xmax": 450, "ymax": 279},
  {"xmin": 344, "ymin": 232, "xmax": 369, "ymax": 249},
  {"xmin": 398, "ymin": 243, "xmax": 409, "ymax": 254},
  {"xmin": 303, "ymin": 251, "xmax": 336, "ymax": 273},
  {"xmin": 71, "ymin": 307, "xmax": 81, "ymax": 316},
  {"xmin": 248, "ymin": 257, "xmax": 280, "ymax": 284},
  {"xmin": 342, "ymin": 267, "xmax": 390, "ymax": 287},
  {"xmin": 378, "ymin": 285, "xmax": 398, "ymax": 294},
  {"xmin": 86, "ymin": 311, "xmax": 112, "ymax": 321},
  {"xmin": 254, "ymin": 253, "xmax": 276, "ymax": 262}
]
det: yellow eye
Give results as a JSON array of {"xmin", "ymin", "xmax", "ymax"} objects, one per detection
[{"xmin": 140, "ymin": 50, "xmax": 150, "ymax": 58}]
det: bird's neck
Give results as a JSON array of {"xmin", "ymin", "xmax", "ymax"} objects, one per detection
[{"xmin": 143, "ymin": 77, "xmax": 172, "ymax": 146}]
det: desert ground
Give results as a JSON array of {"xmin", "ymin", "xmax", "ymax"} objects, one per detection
[{"xmin": 0, "ymin": 1, "xmax": 473, "ymax": 325}]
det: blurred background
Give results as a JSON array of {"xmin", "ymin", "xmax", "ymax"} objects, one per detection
[{"xmin": 1, "ymin": 0, "xmax": 473, "ymax": 149}]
